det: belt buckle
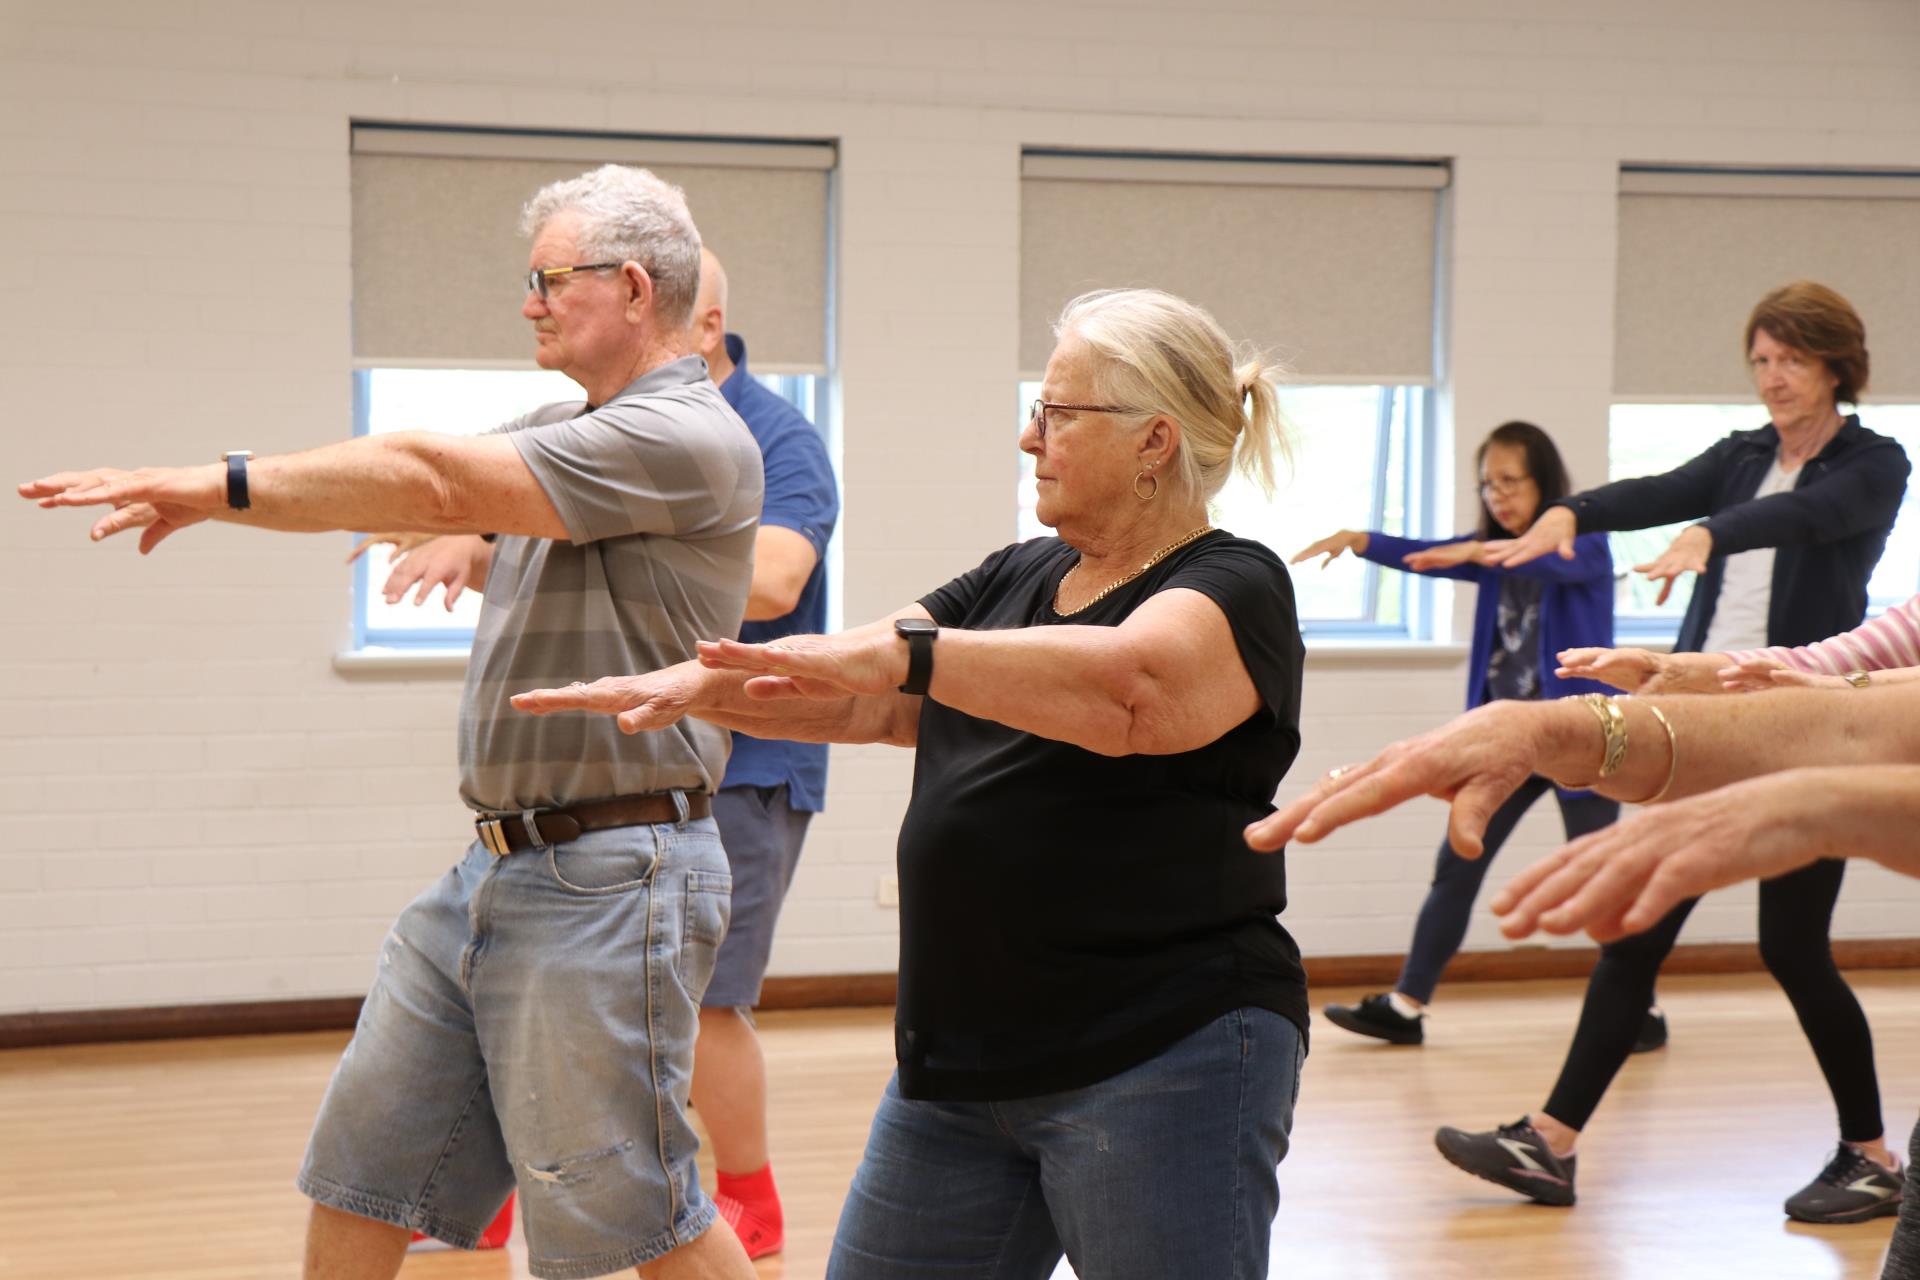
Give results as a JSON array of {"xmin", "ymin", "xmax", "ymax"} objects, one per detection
[{"xmin": 476, "ymin": 816, "xmax": 510, "ymax": 857}]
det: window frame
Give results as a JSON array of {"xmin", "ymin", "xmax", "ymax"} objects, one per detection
[
  {"xmin": 348, "ymin": 367, "xmax": 840, "ymax": 652},
  {"xmin": 1604, "ymin": 398, "xmax": 1920, "ymax": 643}
]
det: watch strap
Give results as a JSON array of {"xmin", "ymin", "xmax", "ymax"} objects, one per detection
[
  {"xmin": 897, "ymin": 626, "xmax": 935, "ymax": 695},
  {"xmin": 223, "ymin": 451, "xmax": 252, "ymax": 511}
]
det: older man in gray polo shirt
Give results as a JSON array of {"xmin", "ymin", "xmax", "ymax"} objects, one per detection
[{"xmin": 22, "ymin": 165, "xmax": 762, "ymax": 1280}]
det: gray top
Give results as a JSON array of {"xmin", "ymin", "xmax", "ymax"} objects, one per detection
[{"xmin": 458, "ymin": 356, "xmax": 763, "ymax": 812}]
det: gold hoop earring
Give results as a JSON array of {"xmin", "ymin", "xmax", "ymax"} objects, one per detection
[{"xmin": 1133, "ymin": 470, "xmax": 1159, "ymax": 501}]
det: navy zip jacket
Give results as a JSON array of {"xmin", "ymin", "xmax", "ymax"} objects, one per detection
[
  {"xmin": 1360, "ymin": 529, "xmax": 1615, "ymax": 800},
  {"xmin": 1553, "ymin": 416, "xmax": 1909, "ymax": 653}
]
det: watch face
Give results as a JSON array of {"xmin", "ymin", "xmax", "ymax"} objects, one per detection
[{"xmin": 896, "ymin": 619, "xmax": 938, "ymax": 636}]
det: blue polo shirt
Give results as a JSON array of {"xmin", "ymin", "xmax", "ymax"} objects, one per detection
[{"xmin": 717, "ymin": 334, "xmax": 839, "ymax": 811}]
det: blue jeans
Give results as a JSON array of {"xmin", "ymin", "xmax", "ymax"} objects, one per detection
[
  {"xmin": 298, "ymin": 818, "xmax": 732, "ymax": 1280},
  {"xmin": 827, "ymin": 1007, "xmax": 1304, "ymax": 1280}
]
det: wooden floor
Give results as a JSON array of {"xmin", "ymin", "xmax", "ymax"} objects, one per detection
[{"xmin": 2, "ymin": 972, "xmax": 1915, "ymax": 1279}]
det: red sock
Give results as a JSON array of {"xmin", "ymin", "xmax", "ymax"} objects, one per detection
[{"xmin": 716, "ymin": 1164, "xmax": 783, "ymax": 1259}]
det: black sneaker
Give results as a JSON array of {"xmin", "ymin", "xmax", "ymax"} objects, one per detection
[
  {"xmin": 1434, "ymin": 1117, "xmax": 1577, "ymax": 1206},
  {"xmin": 1783, "ymin": 1144, "xmax": 1904, "ymax": 1224},
  {"xmin": 1323, "ymin": 993, "xmax": 1423, "ymax": 1045},
  {"xmin": 1630, "ymin": 1006, "xmax": 1668, "ymax": 1054}
]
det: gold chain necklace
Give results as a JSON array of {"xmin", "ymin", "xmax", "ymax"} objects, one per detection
[{"xmin": 1055, "ymin": 525, "xmax": 1215, "ymax": 614}]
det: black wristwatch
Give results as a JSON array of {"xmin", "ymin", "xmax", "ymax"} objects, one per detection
[
  {"xmin": 894, "ymin": 618, "xmax": 938, "ymax": 695},
  {"xmin": 222, "ymin": 450, "xmax": 253, "ymax": 510}
]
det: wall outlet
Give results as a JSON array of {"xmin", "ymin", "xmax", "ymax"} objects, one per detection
[{"xmin": 877, "ymin": 875, "xmax": 899, "ymax": 908}]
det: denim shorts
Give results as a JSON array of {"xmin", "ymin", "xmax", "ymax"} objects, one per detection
[
  {"xmin": 706, "ymin": 783, "xmax": 813, "ymax": 1008},
  {"xmin": 297, "ymin": 817, "xmax": 732, "ymax": 1280},
  {"xmin": 827, "ymin": 1006, "xmax": 1305, "ymax": 1280}
]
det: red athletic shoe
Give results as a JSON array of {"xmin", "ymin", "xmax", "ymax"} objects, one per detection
[
  {"xmin": 715, "ymin": 1190, "xmax": 783, "ymax": 1260},
  {"xmin": 408, "ymin": 1193, "xmax": 515, "ymax": 1250}
]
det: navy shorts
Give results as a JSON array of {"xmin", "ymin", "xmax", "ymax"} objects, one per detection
[{"xmin": 705, "ymin": 784, "xmax": 813, "ymax": 1008}]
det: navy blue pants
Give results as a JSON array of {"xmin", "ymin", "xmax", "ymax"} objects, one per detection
[{"xmin": 1395, "ymin": 775, "xmax": 1619, "ymax": 1004}]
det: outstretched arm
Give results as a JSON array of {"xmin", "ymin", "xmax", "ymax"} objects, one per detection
[
  {"xmin": 1246, "ymin": 683, "xmax": 1920, "ymax": 855},
  {"xmin": 20, "ymin": 432, "xmax": 566, "ymax": 554},
  {"xmin": 696, "ymin": 587, "xmax": 1264, "ymax": 758},
  {"xmin": 513, "ymin": 609, "xmax": 927, "ymax": 746}
]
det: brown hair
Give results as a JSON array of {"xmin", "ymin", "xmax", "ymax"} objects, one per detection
[{"xmin": 1743, "ymin": 281, "xmax": 1870, "ymax": 405}]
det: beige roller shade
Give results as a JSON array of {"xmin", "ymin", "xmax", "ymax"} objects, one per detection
[
  {"xmin": 352, "ymin": 127, "xmax": 834, "ymax": 371},
  {"xmin": 1615, "ymin": 168, "xmax": 1920, "ymax": 400},
  {"xmin": 1020, "ymin": 152, "xmax": 1447, "ymax": 381}
]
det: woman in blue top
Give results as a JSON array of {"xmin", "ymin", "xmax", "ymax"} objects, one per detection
[{"xmin": 1293, "ymin": 421, "xmax": 1659, "ymax": 1049}]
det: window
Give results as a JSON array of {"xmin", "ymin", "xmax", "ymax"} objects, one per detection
[
  {"xmin": 1016, "ymin": 381, "xmax": 1436, "ymax": 633},
  {"xmin": 347, "ymin": 125, "xmax": 837, "ymax": 650},
  {"xmin": 1607, "ymin": 403, "xmax": 1920, "ymax": 634},
  {"xmin": 352, "ymin": 369, "xmax": 831, "ymax": 649},
  {"xmin": 1018, "ymin": 149, "xmax": 1450, "ymax": 638}
]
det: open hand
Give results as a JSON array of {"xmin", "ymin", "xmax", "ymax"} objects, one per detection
[
  {"xmin": 1401, "ymin": 540, "xmax": 1482, "ymax": 572},
  {"xmin": 380, "ymin": 536, "xmax": 484, "ymax": 610},
  {"xmin": 1632, "ymin": 525, "xmax": 1712, "ymax": 607},
  {"xmin": 1290, "ymin": 530, "xmax": 1369, "ymax": 570},
  {"xmin": 1245, "ymin": 701, "xmax": 1545, "ymax": 858},
  {"xmin": 696, "ymin": 632, "xmax": 905, "ymax": 700},
  {"xmin": 19, "ymin": 465, "xmax": 222, "ymax": 553},
  {"xmin": 1554, "ymin": 646, "xmax": 1666, "ymax": 693},
  {"xmin": 511, "ymin": 668, "xmax": 707, "ymax": 735},
  {"xmin": 1479, "ymin": 506, "xmax": 1576, "ymax": 568},
  {"xmin": 1490, "ymin": 776, "xmax": 1807, "ymax": 942}
]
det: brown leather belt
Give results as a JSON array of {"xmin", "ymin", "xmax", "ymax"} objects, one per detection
[{"xmin": 473, "ymin": 792, "xmax": 712, "ymax": 857}]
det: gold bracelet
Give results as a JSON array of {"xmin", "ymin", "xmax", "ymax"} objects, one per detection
[
  {"xmin": 1573, "ymin": 692, "xmax": 1629, "ymax": 778},
  {"xmin": 1638, "ymin": 703, "xmax": 1679, "ymax": 804}
]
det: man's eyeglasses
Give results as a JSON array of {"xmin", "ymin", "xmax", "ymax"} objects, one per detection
[
  {"xmin": 526, "ymin": 262, "xmax": 623, "ymax": 301},
  {"xmin": 1027, "ymin": 399, "xmax": 1143, "ymax": 442},
  {"xmin": 1479, "ymin": 475, "xmax": 1534, "ymax": 496}
]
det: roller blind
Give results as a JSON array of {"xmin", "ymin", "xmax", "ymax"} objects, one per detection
[
  {"xmin": 352, "ymin": 126, "xmax": 834, "ymax": 371},
  {"xmin": 1615, "ymin": 167, "xmax": 1920, "ymax": 400},
  {"xmin": 1020, "ymin": 151, "xmax": 1447, "ymax": 381}
]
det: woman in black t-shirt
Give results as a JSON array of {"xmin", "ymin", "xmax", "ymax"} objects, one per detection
[{"xmin": 516, "ymin": 288, "xmax": 1310, "ymax": 1278}]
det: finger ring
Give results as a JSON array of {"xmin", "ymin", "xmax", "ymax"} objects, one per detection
[
  {"xmin": 1327, "ymin": 765, "xmax": 1350, "ymax": 781},
  {"xmin": 569, "ymin": 681, "xmax": 587, "ymax": 690}
]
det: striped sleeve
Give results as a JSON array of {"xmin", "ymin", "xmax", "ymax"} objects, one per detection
[{"xmin": 1724, "ymin": 593, "xmax": 1920, "ymax": 674}]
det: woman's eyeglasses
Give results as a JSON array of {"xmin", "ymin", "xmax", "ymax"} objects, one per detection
[
  {"xmin": 1479, "ymin": 475, "xmax": 1534, "ymax": 496},
  {"xmin": 1027, "ymin": 399, "xmax": 1143, "ymax": 442}
]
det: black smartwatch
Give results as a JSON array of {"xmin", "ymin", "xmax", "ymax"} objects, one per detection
[
  {"xmin": 894, "ymin": 618, "xmax": 938, "ymax": 695},
  {"xmin": 222, "ymin": 450, "xmax": 253, "ymax": 510}
]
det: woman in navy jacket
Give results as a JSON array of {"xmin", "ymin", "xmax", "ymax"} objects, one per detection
[
  {"xmin": 1293, "ymin": 422, "xmax": 1652, "ymax": 1048},
  {"xmin": 1436, "ymin": 282, "xmax": 1910, "ymax": 1224}
]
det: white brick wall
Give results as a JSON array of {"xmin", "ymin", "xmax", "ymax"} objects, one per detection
[{"xmin": 4, "ymin": 0, "xmax": 1919, "ymax": 1014}]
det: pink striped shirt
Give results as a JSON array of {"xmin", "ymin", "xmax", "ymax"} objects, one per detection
[{"xmin": 1725, "ymin": 593, "xmax": 1920, "ymax": 674}]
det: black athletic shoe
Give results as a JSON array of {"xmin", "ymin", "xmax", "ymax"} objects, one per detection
[
  {"xmin": 1323, "ymin": 993, "xmax": 1423, "ymax": 1045},
  {"xmin": 1783, "ymin": 1144, "xmax": 1904, "ymax": 1224},
  {"xmin": 1434, "ymin": 1117, "xmax": 1577, "ymax": 1206},
  {"xmin": 1630, "ymin": 1006, "xmax": 1668, "ymax": 1054}
]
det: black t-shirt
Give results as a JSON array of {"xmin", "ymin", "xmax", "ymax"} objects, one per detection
[{"xmin": 896, "ymin": 531, "xmax": 1309, "ymax": 1101}]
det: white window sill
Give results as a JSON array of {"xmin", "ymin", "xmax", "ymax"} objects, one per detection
[
  {"xmin": 333, "ymin": 647, "xmax": 470, "ymax": 677},
  {"xmin": 1303, "ymin": 640, "xmax": 1470, "ymax": 667}
]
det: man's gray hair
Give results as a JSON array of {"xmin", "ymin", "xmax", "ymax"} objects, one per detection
[{"xmin": 521, "ymin": 164, "xmax": 703, "ymax": 327}]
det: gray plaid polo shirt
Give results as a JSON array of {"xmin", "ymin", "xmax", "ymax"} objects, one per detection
[{"xmin": 458, "ymin": 356, "xmax": 763, "ymax": 812}]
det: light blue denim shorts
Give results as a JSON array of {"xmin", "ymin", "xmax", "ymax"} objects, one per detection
[{"xmin": 297, "ymin": 816, "xmax": 732, "ymax": 1280}]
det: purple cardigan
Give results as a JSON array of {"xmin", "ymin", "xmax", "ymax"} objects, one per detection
[{"xmin": 1360, "ymin": 530, "xmax": 1617, "ymax": 796}]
